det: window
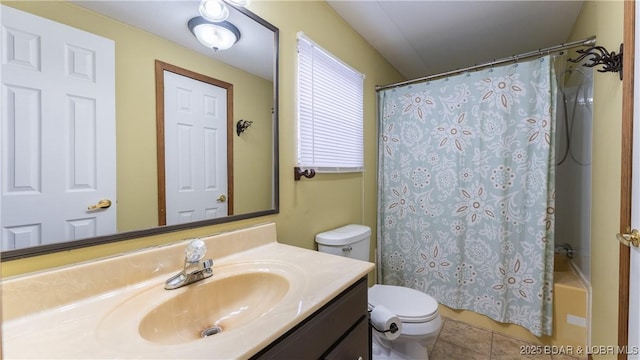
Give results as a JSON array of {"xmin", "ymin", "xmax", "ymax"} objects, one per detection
[{"xmin": 296, "ymin": 33, "xmax": 365, "ymax": 172}]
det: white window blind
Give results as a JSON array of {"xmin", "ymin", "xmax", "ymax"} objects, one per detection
[{"xmin": 296, "ymin": 33, "xmax": 364, "ymax": 172}]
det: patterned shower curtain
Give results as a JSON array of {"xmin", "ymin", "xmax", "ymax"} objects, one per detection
[{"xmin": 377, "ymin": 56, "xmax": 556, "ymax": 336}]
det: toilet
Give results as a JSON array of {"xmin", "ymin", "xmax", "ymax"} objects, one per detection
[{"xmin": 316, "ymin": 224, "xmax": 442, "ymax": 360}]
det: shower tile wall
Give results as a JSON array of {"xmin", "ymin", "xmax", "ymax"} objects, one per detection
[{"xmin": 554, "ymin": 68, "xmax": 593, "ymax": 281}]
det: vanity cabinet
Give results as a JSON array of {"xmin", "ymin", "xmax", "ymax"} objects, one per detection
[{"xmin": 251, "ymin": 277, "xmax": 370, "ymax": 360}]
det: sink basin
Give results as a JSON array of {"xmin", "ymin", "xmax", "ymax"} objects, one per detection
[
  {"xmin": 139, "ymin": 271, "xmax": 288, "ymax": 344},
  {"xmin": 96, "ymin": 261, "xmax": 301, "ymax": 351}
]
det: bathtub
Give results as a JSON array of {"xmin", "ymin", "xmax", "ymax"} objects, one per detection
[
  {"xmin": 438, "ymin": 254, "xmax": 591, "ymax": 354},
  {"xmin": 543, "ymin": 254, "xmax": 591, "ymax": 351}
]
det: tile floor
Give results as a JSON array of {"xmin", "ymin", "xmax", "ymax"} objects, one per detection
[{"xmin": 428, "ymin": 318, "xmax": 587, "ymax": 360}]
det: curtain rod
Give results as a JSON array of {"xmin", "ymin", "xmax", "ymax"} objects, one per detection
[{"xmin": 375, "ymin": 37, "xmax": 597, "ymax": 92}]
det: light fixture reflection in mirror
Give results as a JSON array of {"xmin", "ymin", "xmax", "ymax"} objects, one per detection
[
  {"xmin": 188, "ymin": 16, "xmax": 241, "ymax": 51},
  {"xmin": 225, "ymin": 0, "xmax": 251, "ymax": 7},
  {"xmin": 198, "ymin": 0, "xmax": 251, "ymax": 23},
  {"xmin": 199, "ymin": 0, "xmax": 229, "ymax": 22}
]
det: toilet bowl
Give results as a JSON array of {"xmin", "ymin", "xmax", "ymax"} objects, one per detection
[
  {"xmin": 368, "ymin": 284, "xmax": 442, "ymax": 360},
  {"xmin": 315, "ymin": 224, "xmax": 442, "ymax": 360}
]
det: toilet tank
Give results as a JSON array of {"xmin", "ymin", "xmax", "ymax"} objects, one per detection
[{"xmin": 315, "ymin": 224, "xmax": 371, "ymax": 262}]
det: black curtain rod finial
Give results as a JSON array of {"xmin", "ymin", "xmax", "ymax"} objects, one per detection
[
  {"xmin": 375, "ymin": 37, "xmax": 597, "ymax": 91},
  {"xmin": 568, "ymin": 43, "xmax": 623, "ymax": 80}
]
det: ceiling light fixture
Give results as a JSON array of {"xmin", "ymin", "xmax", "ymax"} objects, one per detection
[
  {"xmin": 199, "ymin": 0, "xmax": 229, "ymax": 22},
  {"xmin": 188, "ymin": 16, "xmax": 241, "ymax": 51}
]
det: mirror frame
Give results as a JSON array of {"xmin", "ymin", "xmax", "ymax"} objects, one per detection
[{"xmin": 1, "ymin": 6, "xmax": 279, "ymax": 261}]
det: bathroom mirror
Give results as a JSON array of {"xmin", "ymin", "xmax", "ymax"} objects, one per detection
[{"xmin": 1, "ymin": 1, "xmax": 279, "ymax": 260}]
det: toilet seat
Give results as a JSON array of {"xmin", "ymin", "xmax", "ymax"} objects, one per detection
[{"xmin": 368, "ymin": 284, "xmax": 439, "ymax": 323}]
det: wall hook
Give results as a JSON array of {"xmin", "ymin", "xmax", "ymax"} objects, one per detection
[
  {"xmin": 236, "ymin": 119, "xmax": 253, "ymax": 136},
  {"xmin": 294, "ymin": 167, "xmax": 316, "ymax": 181},
  {"xmin": 568, "ymin": 43, "xmax": 623, "ymax": 80}
]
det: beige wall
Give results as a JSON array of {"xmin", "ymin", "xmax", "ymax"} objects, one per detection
[
  {"xmin": 569, "ymin": 0, "xmax": 624, "ymax": 355},
  {"xmin": 1, "ymin": 1, "xmax": 404, "ymax": 276},
  {"xmin": 2, "ymin": 1, "xmax": 274, "ymax": 232},
  {"xmin": 253, "ymin": 0, "xmax": 404, "ymax": 264}
]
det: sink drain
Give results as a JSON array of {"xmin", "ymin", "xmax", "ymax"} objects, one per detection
[{"xmin": 201, "ymin": 326, "xmax": 223, "ymax": 338}]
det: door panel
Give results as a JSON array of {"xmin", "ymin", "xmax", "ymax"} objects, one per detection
[
  {"xmin": 1, "ymin": 5, "xmax": 116, "ymax": 250},
  {"xmin": 163, "ymin": 70, "xmax": 228, "ymax": 225}
]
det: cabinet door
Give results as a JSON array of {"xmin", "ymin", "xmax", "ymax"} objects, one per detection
[
  {"xmin": 251, "ymin": 277, "xmax": 368, "ymax": 360},
  {"xmin": 323, "ymin": 316, "xmax": 370, "ymax": 360}
]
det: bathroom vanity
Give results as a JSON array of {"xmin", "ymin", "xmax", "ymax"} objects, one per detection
[
  {"xmin": 252, "ymin": 277, "xmax": 369, "ymax": 360},
  {"xmin": 1, "ymin": 223, "xmax": 374, "ymax": 359}
]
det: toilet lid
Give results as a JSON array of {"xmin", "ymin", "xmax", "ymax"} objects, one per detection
[{"xmin": 368, "ymin": 284, "xmax": 439, "ymax": 323}]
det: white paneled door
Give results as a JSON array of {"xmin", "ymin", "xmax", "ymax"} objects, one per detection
[
  {"xmin": 1, "ymin": 6, "xmax": 116, "ymax": 250},
  {"xmin": 163, "ymin": 71, "xmax": 228, "ymax": 225}
]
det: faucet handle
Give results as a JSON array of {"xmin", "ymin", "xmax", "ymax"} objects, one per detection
[
  {"xmin": 201, "ymin": 258, "xmax": 213, "ymax": 269},
  {"xmin": 185, "ymin": 239, "xmax": 207, "ymax": 263}
]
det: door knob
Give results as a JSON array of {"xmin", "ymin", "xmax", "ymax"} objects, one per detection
[
  {"xmin": 88, "ymin": 199, "xmax": 112, "ymax": 211},
  {"xmin": 617, "ymin": 228, "xmax": 640, "ymax": 247},
  {"xmin": 216, "ymin": 195, "xmax": 227, "ymax": 203}
]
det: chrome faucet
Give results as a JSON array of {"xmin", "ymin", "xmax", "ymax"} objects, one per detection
[
  {"xmin": 554, "ymin": 243, "xmax": 575, "ymax": 259},
  {"xmin": 165, "ymin": 239, "xmax": 213, "ymax": 290}
]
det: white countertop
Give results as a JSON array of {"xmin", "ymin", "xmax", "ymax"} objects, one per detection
[{"xmin": 2, "ymin": 223, "xmax": 374, "ymax": 359}]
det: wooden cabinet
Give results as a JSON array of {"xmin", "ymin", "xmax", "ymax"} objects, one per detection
[
  {"xmin": 323, "ymin": 316, "xmax": 369, "ymax": 360},
  {"xmin": 251, "ymin": 277, "xmax": 370, "ymax": 360}
]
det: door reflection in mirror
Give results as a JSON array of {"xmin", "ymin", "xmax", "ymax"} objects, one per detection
[
  {"xmin": 157, "ymin": 62, "xmax": 233, "ymax": 226},
  {"xmin": 1, "ymin": 5, "xmax": 116, "ymax": 250}
]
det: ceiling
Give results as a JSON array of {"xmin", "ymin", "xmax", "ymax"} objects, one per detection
[
  {"xmin": 327, "ymin": 1, "xmax": 584, "ymax": 81},
  {"xmin": 72, "ymin": 1, "xmax": 275, "ymax": 80},
  {"xmin": 70, "ymin": 1, "xmax": 584, "ymax": 84}
]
